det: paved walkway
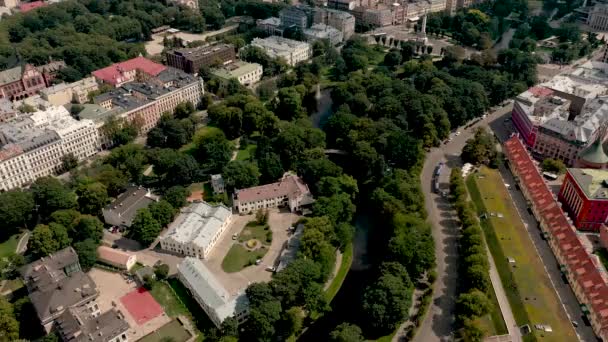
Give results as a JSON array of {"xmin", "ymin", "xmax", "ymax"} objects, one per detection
[
  {"xmin": 485, "ymin": 244, "xmax": 522, "ymax": 342},
  {"xmin": 16, "ymin": 231, "xmax": 29, "ymax": 254}
]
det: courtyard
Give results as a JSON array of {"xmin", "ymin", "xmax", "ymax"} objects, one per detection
[
  {"xmin": 203, "ymin": 208, "xmax": 300, "ymax": 294},
  {"xmin": 88, "ymin": 268, "xmax": 171, "ymax": 341}
]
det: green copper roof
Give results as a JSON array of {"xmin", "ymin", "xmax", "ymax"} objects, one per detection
[{"xmin": 579, "ymin": 138, "xmax": 608, "ymax": 164}]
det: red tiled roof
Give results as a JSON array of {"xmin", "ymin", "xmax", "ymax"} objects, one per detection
[
  {"xmin": 97, "ymin": 246, "xmax": 133, "ymax": 267},
  {"xmin": 236, "ymin": 174, "xmax": 310, "ymax": 203},
  {"xmin": 19, "ymin": 1, "xmax": 47, "ymax": 12},
  {"xmin": 528, "ymin": 86, "xmax": 554, "ymax": 97},
  {"xmin": 92, "ymin": 57, "xmax": 166, "ymax": 86},
  {"xmin": 504, "ymin": 136, "xmax": 608, "ymax": 334}
]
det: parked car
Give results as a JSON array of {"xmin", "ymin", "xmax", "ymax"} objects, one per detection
[{"xmin": 266, "ymin": 266, "xmax": 276, "ymax": 272}]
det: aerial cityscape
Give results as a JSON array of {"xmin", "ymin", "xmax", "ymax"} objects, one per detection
[{"xmin": 0, "ymin": 0, "xmax": 606, "ymax": 341}]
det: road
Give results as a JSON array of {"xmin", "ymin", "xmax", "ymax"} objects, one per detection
[
  {"xmin": 412, "ymin": 104, "xmax": 514, "ymax": 342},
  {"xmin": 16, "ymin": 231, "xmax": 29, "ymax": 254}
]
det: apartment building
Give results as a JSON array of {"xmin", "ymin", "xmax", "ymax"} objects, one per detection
[
  {"xmin": 211, "ymin": 61, "xmax": 263, "ymax": 86},
  {"xmin": 0, "ymin": 106, "xmax": 98, "ymax": 191},
  {"xmin": 327, "ymin": 0, "xmax": 358, "ymax": 11},
  {"xmin": 361, "ymin": 7, "xmax": 393, "ymax": 27},
  {"xmin": 304, "ymin": 23, "xmax": 344, "ymax": 45},
  {"xmin": 504, "ymin": 136, "xmax": 608, "ymax": 342},
  {"xmin": 256, "ymin": 17, "xmax": 283, "ymax": 35},
  {"xmin": 40, "ymin": 76, "xmax": 99, "ymax": 106},
  {"xmin": 250, "ymin": 37, "xmax": 312, "ymax": 66},
  {"xmin": 92, "ymin": 56, "xmax": 167, "ymax": 87},
  {"xmin": 93, "ymin": 67, "xmax": 205, "ymax": 134},
  {"xmin": 280, "ymin": 6, "xmax": 310, "ymax": 30},
  {"xmin": 313, "ymin": 7, "xmax": 356, "ymax": 39},
  {"xmin": 233, "ymin": 173, "xmax": 314, "ymax": 214},
  {"xmin": 0, "ymin": 64, "xmax": 47, "ymax": 101},
  {"xmin": 0, "ymin": 98, "xmax": 16, "ymax": 122},
  {"xmin": 165, "ymin": 44, "xmax": 236, "ymax": 74},
  {"xmin": 178, "ymin": 257, "xmax": 249, "ymax": 328},
  {"xmin": 56, "ymin": 307, "xmax": 130, "ymax": 342},
  {"xmin": 160, "ymin": 202, "xmax": 232, "ymax": 259}
]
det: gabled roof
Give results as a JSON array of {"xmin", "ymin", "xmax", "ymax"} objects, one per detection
[
  {"xmin": 579, "ymin": 138, "xmax": 608, "ymax": 165},
  {"xmin": 92, "ymin": 57, "xmax": 167, "ymax": 86}
]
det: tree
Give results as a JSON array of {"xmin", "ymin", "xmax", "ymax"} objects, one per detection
[
  {"xmin": 130, "ymin": 208, "xmax": 162, "ymax": 246},
  {"xmin": 383, "ymin": 49, "xmax": 402, "ymax": 69},
  {"xmin": 0, "ymin": 190, "xmax": 34, "ymax": 237},
  {"xmin": 29, "ymin": 224, "xmax": 59, "ymax": 257},
  {"xmin": 0, "ymin": 296, "xmax": 19, "ymax": 341},
  {"xmin": 244, "ymin": 300, "xmax": 282, "ymax": 341},
  {"xmin": 317, "ymin": 175, "xmax": 359, "ymax": 200},
  {"xmin": 208, "ymin": 104, "xmax": 243, "ymax": 139},
  {"xmin": 221, "ymin": 317, "xmax": 239, "ymax": 337},
  {"xmin": 223, "ymin": 161, "xmax": 260, "ymax": 191},
  {"xmin": 456, "ymin": 290, "xmax": 492, "ymax": 321},
  {"xmin": 312, "ymin": 193, "xmax": 356, "ymax": 225},
  {"xmin": 174, "ymin": 101, "xmax": 195, "ymax": 119},
  {"xmin": 73, "ymin": 238, "xmax": 98, "ymax": 271},
  {"xmin": 74, "ymin": 216, "xmax": 104, "ymax": 243},
  {"xmin": 541, "ymin": 158, "xmax": 566, "ymax": 174},
  {"xmin": 50, "ymin": 209, "xmax": 81, "ymax": 233},
  {"xmin": 329, "ymin": 323, "xmax": 364, "ymax": 342},
  {"xmin": 105, "ymin": 144, "xmax": 147, "ymax": 182},
  {"xmin": 361, "ymin": 273, "xmax": 413, "ymax": 332},
  {"xmin": 50, "ymin": 222, "xmax": 71, "ymax": 250},
  {"xmin": 154, "ymin": 263, "xmax": 170, "ymax": 280},
  {"xmin": 149, "ymin": 200, "xmax": 175, "ymax": 227},
  {"xmin": 194, "ymin": 127, "xmax": 232, "ymax": 174},
  {"xmin": 465, "ymin": 264, "xmax": 491, "ymax": 293},
  {"xmin": 164, "ymin": 186, "xmax": 190, "ymax": 209},
  {"xmin": 61, "ymin": 153, "xmax": 78, "ymax": 171},
  {"xmin": 31, "ymin": 177, "xmax": 77, "ymax": 218},
  {"xmin": 95, "ymin": 165, "xmax": 129, "ymax": 196},
  {"xmin": 76, "ymin": 182, "xmax": 109, "ymax": 215}
]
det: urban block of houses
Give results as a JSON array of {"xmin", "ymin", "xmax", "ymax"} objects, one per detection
[
  {"xmin": 211, "ymin": 61, "xmax": 263, "ymax": 86},
  {"xmin": 504, "ymin": 136, "xmax": 608, "ymax": 341},
  {"xmin": 92, "ymin": 66, "xmax": 205, "ymax": 135},
  {"xmin": 160, "ymin": 201, "xmax": 232, "ymax": 259},
  {"xmin": 0, "ymin": 61, "xmax": 65, "ymax": 101},
  {"xmin": 92, "ymin": 56, "xmax": 167, "ymax": 88},
  {"xmin": 165, "ymin": 44, "xmax": 236, "ymax": 74},
  {"xmin": 211, "ymin": 174, "xmax": 225, "ymax": 194},
  {"xmin": 233, "ymin": 172, "xmax": 314, "ymax": 214},
  {"xmin": 0, "ymin": 105, "xmax": 99, "ymax": 191},
  {"xmin": 20, "ymin": 247, "xmax": 99, "ymax": 331},
  {"xmin": 102, "ymin": 186, "xmax": 158, "ymax": 228},
  {"xmin": 0, "ymin": 98, "xmax": 16, "ymax": 122},
  {"xmin": 249, "ymin": 37, "xmax": 312, "ymax": 66},
  {"xmin": 97, "ymin": 246, "xmax": 137, "ymax": 271},
  {"xmin": 511, "ymin": 62, "xmax": 608, "ymax": 166},
  {"xmin": 304, "ymin": 23, "xmax": 344, "ymax": 46},
  {"xmin": 558, "ymin": 167, "xmax": 608, "ymax": 232},
  {"xmin": 177, "ymin": 257, "xmax": 249, "ymax": 328},
  {"xmin": 40, "ymin": 76, "xmax": 99, "ymax": 106}
]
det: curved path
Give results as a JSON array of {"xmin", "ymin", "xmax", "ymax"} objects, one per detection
[{"xmin": 409, "ymin": 105, "xmax": 514, "ymax": 342}]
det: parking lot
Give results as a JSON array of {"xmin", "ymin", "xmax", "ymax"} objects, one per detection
[
  {"xmin": 203, "ymin": 208, "xmax": 300, "ymax": 295},
  {"xmin": 88, "ymin": 268, "xmax": 171, "ymax": 341}
]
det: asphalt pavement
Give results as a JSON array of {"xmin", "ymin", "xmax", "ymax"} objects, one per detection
[{"xmin": 411, "ymin": 105, "xmax": 513, "ymax": 342}]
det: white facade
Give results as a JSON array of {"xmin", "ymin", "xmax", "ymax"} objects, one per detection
[
  {"xmin": 250, "ymin": 37, "xmax": 312, "ymax": 66},
  {"xmin": 588, "ymin": 4, "xmax": 608, "ymax": 31},
  {"xmin": 233, "ymin": 173, "xmax": 314, "ymax": 214},
  {"xmin": 0, "ymin": 106, "xmax": 99, "ymax": 190},
  {"xmin": 177, "ymin": 257, "xmax": 249, "ymax": 328},
  {"xmin": 304, "ymin": 23, "xmax": 344, "ymax": 45},
  {"xmin": 160, "ymin": 202, "xmax": 232, "ymax": 259}
]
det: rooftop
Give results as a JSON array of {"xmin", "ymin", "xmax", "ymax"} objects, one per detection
[
  {"xmin": 0, "ymin": 65, "xmax": 24, "ymax": 86},
  {"xmin": 92, "ymin": 57, "xmax": 167, "ymax": 86},
  {"xmin": 77, "ymin": 104, "xmax": 118, "ymax": 124},
  {"xmin": 177, "ymin": 257, "xmax": 249, "ymax": 322},
  {"xmin": 568, "ymin": 168, "xmax": 608, "ymax": 199},
  {"xmin": 19, "ymin": 1, "xmax": 47, "ymax": 12},
  {"xmin": 170, "ymin": 44, "xmax": 235, "ymax": 61},
  {"xmin": 211, "ymin": 61, "xmax": 262, "ymax": 80},
  {"xmin": 235, "ymin": 173, "xmax": 313, "ymax": 204},
  {"xmin": 56, "ymin": 307, "xmax": 129, "ymax": 342},
  {"xmin": 102, "ymin": 186, "xmax": 157, "ymax": 227},
  {"xmin": 251, "ymin": 36, "xmax": 311, "ymax": 53},
  {"xmin": 163, "ymin": 202, "xmax": 232, "ymax": 250},
  {"xmin": 97, "ymin": 246, "xmax": 134, "ymax": 267}
]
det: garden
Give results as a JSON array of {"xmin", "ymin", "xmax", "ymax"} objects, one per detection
[{"xmin": 221, "ymin": 220, "xmax": 273, "ymax": 273}]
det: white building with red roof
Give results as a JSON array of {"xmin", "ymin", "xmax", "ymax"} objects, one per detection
[
  {"xmin": 233, "ymin": 172, "xmax": 314, "ymax": 214},
  {"xmin": 504, "ymin": 135, "xmax": 608, "ymax": 340},
  {"xmin": 92, "ymin": 56, "xmax": 167, "ymax": 87}
]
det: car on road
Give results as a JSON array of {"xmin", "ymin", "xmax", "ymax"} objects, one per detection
[
  {"xmin": 256, "ymin": 259, "xmax": 262, "ymax": 265},
  {"xmin": 482, "ymin": 114, "xmax": 487, "ymax": 119},
  {"xmin": 266, "ymin": 266, "xmax": 276, "ymax": 272},
  {"xmin": 232, "ymin": 233, "xmax": 238, "ymax": 240},
  {"xmin": 572, "ymin": 321, "xmax": 579, "ymax": 327},
  {"xmin": 455, "ymin": 131, "xmax": 461, "ymax": 136}
]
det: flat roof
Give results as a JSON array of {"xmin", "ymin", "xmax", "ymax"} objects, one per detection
[
  {"xmin": 568, "ymin": 168, "xmax": 608, "ymax": 199},
  {"xmin": 211, "ymin": 61, "xmax": 261, "ymax": 80}
]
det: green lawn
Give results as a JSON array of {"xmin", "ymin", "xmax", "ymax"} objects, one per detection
[
  {"xmin": 221, "ymin": 244, "xmax": 268, "ymax": 273},
  {"xmin": 138, "ymin": 319, "xmax": 191, "ymax": 342},
  {"xmin": 149, "ymin": 281, "xmax": 189, "ymax": 318},
  {"xmin": 467, "ymin": 166, "xmax": 577, "ymax": 342},
  {"xmin": 325, "ymin": 243, "xmax": 353, "ymax": 302},
  {"xmin": 0, "ymin": 233, "xmax": 22, "ymax": 258},
  {"xmin": 238, "ymin": 222, "xmax": 272, "ymax": 245},
  {"xmin": 236, "ymin": 144, "xmax": 256, "ymax": 161}
]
